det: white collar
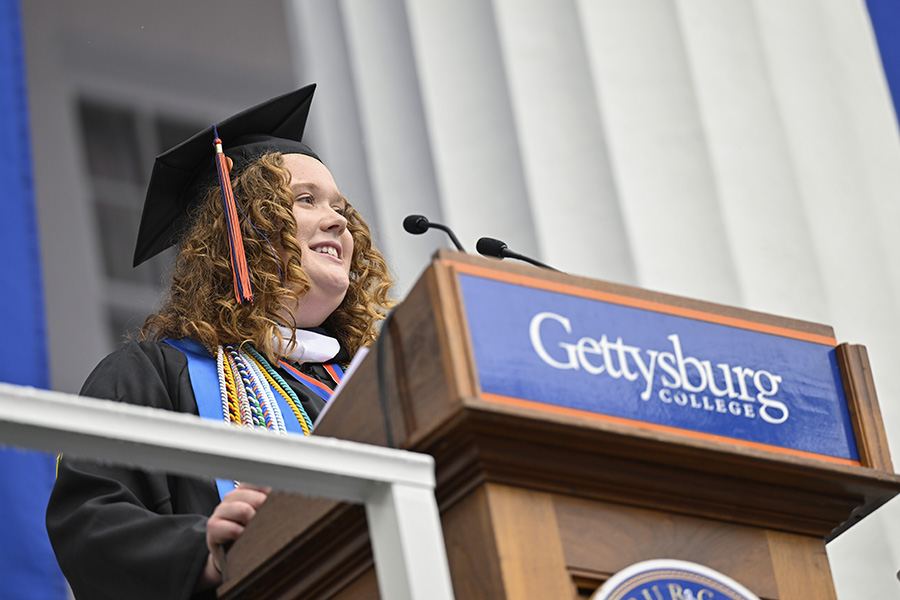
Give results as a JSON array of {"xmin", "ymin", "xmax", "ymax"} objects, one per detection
[{"xmin": 273, "ymin": 326, "xmax": 340, "ymax": 363}]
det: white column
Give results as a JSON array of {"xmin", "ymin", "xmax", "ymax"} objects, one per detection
[
  {"xmin": 675, "ymin": 0, "xmax": 830, "ymax": 322},
  {"xmin": 339, "ymin": 0, "xmax": 447, "ymax": 292},
  {"xmin": 830, "ymin": 2, "xmax": 900, "ymax": 311},
  {"xmin": 285, "ymin": 1, "xmax": 381, "ymax": 235},
  {"xmin": 404, "ymin": 0, "xmax": 539, "ymax": 258},
  {"xmin": 754, "ymin": 0, "xmax": 900, "ymax": 337},
  {"xmin": 493, "ymin": 0, "xmax": 636, "ymax": 284},
  {"xmin": 577, "ymin": 0, "xmax": 742, "ymax": 305}
]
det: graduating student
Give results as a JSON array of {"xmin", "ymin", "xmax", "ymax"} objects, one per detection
[{"xmin": 46, "ymin": 85, "xmax": 394, "ymax": 600}]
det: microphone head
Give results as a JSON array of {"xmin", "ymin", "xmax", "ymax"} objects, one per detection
[
  {"xmin": 403, "ymin": 214, "xmax": 430, "ymax": 234},
  {"xmin": 476, "ymin": 237, "xmax": 508, "ymax": 258}
]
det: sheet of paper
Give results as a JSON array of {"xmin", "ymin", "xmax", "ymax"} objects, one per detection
[{"xmin": 311, "ymin": 346, "xmax": 368, "ymax": 431}]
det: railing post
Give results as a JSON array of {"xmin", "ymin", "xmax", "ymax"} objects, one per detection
[{"xmin": 366, "ymin": 481, "xmax": 455, "ymax": 600}]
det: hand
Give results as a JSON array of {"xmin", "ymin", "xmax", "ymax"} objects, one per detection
[{"xmin": 196, "ymin": 483, "xmax": 271, "ymax": 590}]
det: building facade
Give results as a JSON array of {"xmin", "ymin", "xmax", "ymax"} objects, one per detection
[{"xmin": 22, "ymin": 1, "xmax": 900, "ymax": 597}]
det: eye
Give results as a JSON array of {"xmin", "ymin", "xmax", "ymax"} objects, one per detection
[
  {"xmin": 333, "ymin": 205, "xmax": 347, "ymax": 217},
  {"xmin": 295, "ymin": 194, "xmax": 314, "ymax": 205}
]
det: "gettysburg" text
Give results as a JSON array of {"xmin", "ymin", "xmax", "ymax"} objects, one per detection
[{"xmin": 529, "ymin": 311, "xmax": 789, "ymax": 424}]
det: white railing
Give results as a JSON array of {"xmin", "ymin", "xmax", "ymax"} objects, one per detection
[{"xmin": 0, "ymin": 382, "xmax": 455, "ymax": 600}]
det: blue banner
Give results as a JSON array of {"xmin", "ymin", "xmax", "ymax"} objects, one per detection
[
  {"xmin": 867, "ymin": 0, "xmax": 900, "ymax": 123},
  {"xmin": 458, "ymin": 271, "xmax": 858, "ymax": 463},
  {"xmin": 0, "ymin": 0, "xmax": 68, "ymax": 598}
]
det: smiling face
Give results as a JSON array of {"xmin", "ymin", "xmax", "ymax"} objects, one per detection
[{"xmin": 282, "ymin": 153, "xmax": 354, "ymax": 328}]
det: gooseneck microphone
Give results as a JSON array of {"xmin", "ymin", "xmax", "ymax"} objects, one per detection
[
  {"xmin": 402, "ymin": 214, "xmax": 466, "ymax": 253},
  {"xmin": 476, "ymin": 237, "xmax": 562, "ymax": 272}
]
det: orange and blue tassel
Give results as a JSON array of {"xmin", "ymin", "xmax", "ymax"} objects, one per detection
[{"xmin": 213, "ymin": 125, "xmax": 253, "ymax": 304}]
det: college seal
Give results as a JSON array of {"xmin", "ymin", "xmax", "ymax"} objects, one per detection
[{"xmin": 591, "ymin": 559, "xmax": 761, "ymax": 600}]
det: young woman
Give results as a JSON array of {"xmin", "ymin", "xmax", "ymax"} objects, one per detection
[{"xmin": 46, "ymin": 85, "xmax": 394, "ymax": 600}]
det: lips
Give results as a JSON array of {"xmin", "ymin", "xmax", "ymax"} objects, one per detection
[{"xmin": 310, "ymin": 242, "xmax": 342, "ymax": 260}]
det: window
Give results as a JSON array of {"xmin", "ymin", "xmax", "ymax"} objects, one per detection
[{"xmin": 77, "ymin": 98, "xmax": 204, "ymax": 347}]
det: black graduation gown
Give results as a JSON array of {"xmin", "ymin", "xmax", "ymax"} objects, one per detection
[{"xmin": 45, "ymin": 340, "xmax": 338, "ymax": 600}]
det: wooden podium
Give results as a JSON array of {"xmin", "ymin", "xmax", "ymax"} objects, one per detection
[{"xmin": 218, "ymin": 252, "xmax": 900, "ymax": 600}]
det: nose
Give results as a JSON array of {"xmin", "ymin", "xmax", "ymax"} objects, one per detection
[{"xmin": 322, "ymin": 205, "xmax": 348, "ymax": 234}]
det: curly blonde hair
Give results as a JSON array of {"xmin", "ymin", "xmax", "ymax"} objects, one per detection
[{"xmin": 142, "ymin": 152, "xmax": 395, "ymax": 360}]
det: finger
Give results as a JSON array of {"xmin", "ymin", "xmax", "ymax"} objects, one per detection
[
  {"xmin": 206, "ymin": 518, "xmax": 245, "ymax": 547},
  {"xmin": 220, "ymin": 488, "xmax": 269, "ymax": 509},
  {"xmin": 211, "ymin": 500, "xmax": 260, "ymax": 526},
  {"xmin": 212, "ymin": 544, "xmax": 227, "ymax": 574},
  {"xmin": 234, "ymin": 482, "xmax": 273, "ymax": 494}
]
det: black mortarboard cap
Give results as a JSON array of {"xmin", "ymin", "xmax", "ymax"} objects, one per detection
[{"xmin": 133, "ymin": 84, "xmax": 319, "ymax": 266}]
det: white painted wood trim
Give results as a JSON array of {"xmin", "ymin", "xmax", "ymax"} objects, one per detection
[{"xmin": 0, "ymin": 382, "xmax": 455, "ymax": 600}]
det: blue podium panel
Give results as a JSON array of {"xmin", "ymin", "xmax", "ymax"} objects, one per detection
[{"xmin": 454, "ymin": 263, "xmax": 859, "ymax": 465}]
